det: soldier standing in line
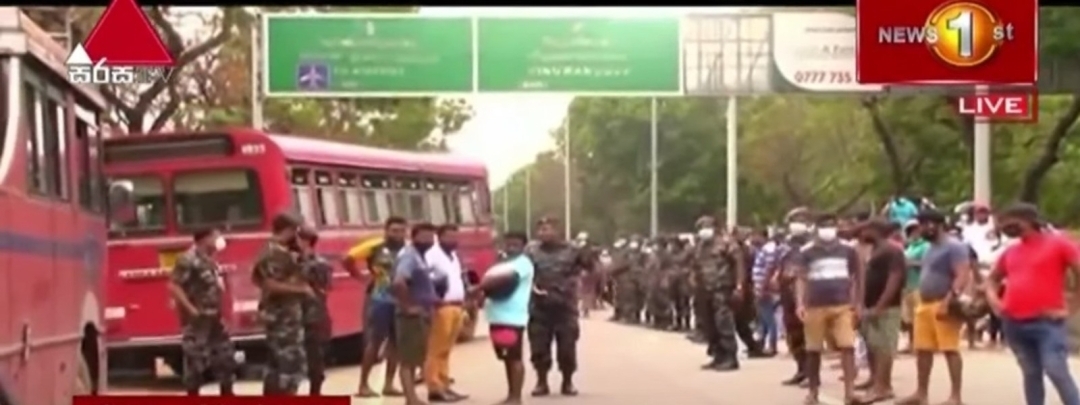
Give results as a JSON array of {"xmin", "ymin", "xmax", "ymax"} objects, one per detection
[
  {"xmin": 648, "ymin": 237, "xmax": 676, "ymax": 329},
  {"xmin": 769, "ymin": 220, "xmax": 813, "ymax": 386},
  {"xmin": 526, "ymin": 218, "xmax": 588, "ymax": 396},
  {"xmin": 168, "ymin": 228, "xmax": 236, "ymax": 396},
  {"xmin": 670, "ymin": 236, "xmax": 694, "ymax": 331},
  {"xmin": 298, "ymin": 227, "xmax": 333, "ymax": 396},
  {"xmin": 694, "ymin": 217, "xmax": 743, "ymax": 371},
  {"xmin": 629, "ymin": 237, "xmax": 649, "ymax": 324},
  {"xmin": 731, "ymin": 230, "xmax": 768, "ymax": 358},
  {"xmin": 606, "ymin": 239, "xmax": 629, "ymax": 322},
  {"xmin": 252, "ymin": 214, "xmax": 313, "ymax": 395},
  {"xmin": 613, "ymin": 238, "xmax": 641, "ymax": 323}
]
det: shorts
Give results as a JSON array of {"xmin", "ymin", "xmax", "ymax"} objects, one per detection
[
  {"xmin": 365, "ymin": 300, "xmax": 396, "ymax": 348},
  {"xmin": 394, "ymin": 313, "xmax": 430, "ymax": 366},
  {"xmin": 860, "ymin": 307, "xmax": 901, "ymax": 354},
  {"xmin": 901, "ymin": 290, "xmax": 918, "ymax": 324},
  {"xmin": 912, "ymin": 297, "xmax": 962, "ymax": 352},
  {"xmin": 804, "ymin": 304, "xmax": 856, "ymax": 352},
  {"xmin": 489, "ymin": 324, "xmax": 525, "ymax": 361}
]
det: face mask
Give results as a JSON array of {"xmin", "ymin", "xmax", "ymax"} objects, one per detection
[
  {"xmin": 858, "ymin": 235, "xmax": 876, "ymax": 244},
  {"xmin": 642, "ymin": 246, "xmax": 654, "ymax": 254},
  {"xmin": 817, "ymin": 227, "xmax": 838, "ymax": 241},
  {"xmin": 213, "ymin": 236, "xmax": 227, "ymax": 251},
  {"xmin": 413, "ymin": 242, "xmax": 434, "ymax": 253},
  {"xmin": 788, "ymin": 222, "xmax": 809, "ymax": 235},
  {"xmin": 628, "ymin": 242, "xmax": 640, "ymax": 250},
  {"xmin": 385, "ymin": 237, "xmax": 405, "ymax": 249},
  {"xmin": 613, "ymin": 239, "xmax": 627, "ymax": 248},
  {"xmin": 697, "ymin": 228, "xmax": 715, "ymax": 239},
  {"xmin": 1000, "ymin": 224, "xmax": 1023, "ymax": 238},
  {"xmin": 440, "ymin": 241, "xmax": 458, "ymax": 252},
  {"xmin": 959, "ymin": 214, "xmax": 970, "ymax": 223}
]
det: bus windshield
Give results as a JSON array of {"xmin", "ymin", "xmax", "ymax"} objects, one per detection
[{"xmin": 174, "ymin": 169, "xmax": 263, "ymax": 230}]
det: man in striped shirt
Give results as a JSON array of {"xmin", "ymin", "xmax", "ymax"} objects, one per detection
[{"xmin": 751, "ymin": 230, "xmax": 781, "ymax": 355}]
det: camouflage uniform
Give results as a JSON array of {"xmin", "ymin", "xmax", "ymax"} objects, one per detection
[
  {"xmin": 694, "ymin": 238, "xmax": 740, "ymax": 364},
  {"xmin": 172, "ymin": 249, "xmax": 236, "ymax": 390},
  {"xmin": 629, "ymin": 251, "xmax": 649, "ymax": 323},
  {"xmin": 300, "ymin": 254, "xmax": 333, "ymax": 390},
  {"xmin": 609, "ymin": 248, "xmax": 634, "ymax": 322},
  {"xmin": 252, "ymin": 242, "xmax": 306, "ymax": 395},
  {"xmin": 670, "ymin": 244, "xmax": 694, "ymax": 330},
  {"xmin": 526, "ymin": 242, "xmax": 584, "ymax": 375},
  {"xmin": 646, "ymin": 248, "xmax": 674, "ymax": 329},
  {"xmin": 777, "ymin": 240, "xmax": 807, "ymax": 377}
]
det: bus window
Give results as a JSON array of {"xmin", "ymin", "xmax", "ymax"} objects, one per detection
[
  {"xmin": 22, "ymin": 82, "xmax": 45, "ymax": 194},
  {"xmin": 0, "ymin": 60, "xmax": 6, "ymax": 160},
  {"xmin": 361, "ymin": 174, "xmax": 391, "ymax": 224},
  {"xmin": 426, "ymin": 180, "xmax": 446, "ymax": 224},
  {"xmin": 457, "ymin": 184, "xmax": 476, "ymax": 224},
  {"xmin": 75, "ymin": 105, "xmax": 104, "ymax": 212},
  {"xmin": 174, "ymin": 169, "xmax": 263, "ymax": 230},
  {"xmin": 407, "ymin": 194, "xmax": 426, "ymax": 222},
  {"xmin": 314, "ymin": 170, "xmax": 339, "ymax": 226},
  {"xmin": 290, "ymin": 168, "xmax": 316, "ymax": 223},
  {"xmin": 109, "ymin": 175, "xmax": 165, "ymax": 235},
  {"xmin": 339, "ymin": 173, "xmax": 362, "ymax": 225}
]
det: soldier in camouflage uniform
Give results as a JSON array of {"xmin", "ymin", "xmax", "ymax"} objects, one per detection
[
  {"xmin": 769, "ymin": 222, "xmax": 812, "ymax": 386},
  {"xmin": 646, "ymin": 237, "xmax": 675, "ymax": 329},
  {"xmin": 298, "ymin": 227, "xmax": 333, "ymax": 395},
  {"xmin": 629, "ymin": 238, "xmax": 649, "ymax": 324},
  {"xmin": 252, "ymin": 214, "xmax": 312, "ymax": 395},
  {"xmin": 526, "ymin": 218, "xmax": 588, "ymax": 396},
  {"xmin": 610, "ymin": 239, "xmax": 637, "ymax": 323},
  {"xmin": 693, "ymin": 217, "xmax": 743, "ymax": 371},
  {"xmin": 168, "ymin": 228, "xmax": 236, "ymax": 396},
  {"xmin": 670, "ymin": 236, "xmax": 694, "ymax": 331}
]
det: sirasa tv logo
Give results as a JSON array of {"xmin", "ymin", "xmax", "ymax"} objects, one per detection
[{"xmin": 66, "ymin": 0, "xmax": 175, "ymax": 85}]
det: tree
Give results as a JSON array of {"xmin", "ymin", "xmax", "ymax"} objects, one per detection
[
  {"xmin": 25, "ymin": 6, "xmax": 242, "ymax": 133},
  {"xmin": 175, "ymin": 7, "xmax": 474, "ymax": 150}
]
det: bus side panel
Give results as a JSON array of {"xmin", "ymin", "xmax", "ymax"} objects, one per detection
[
  {"xmin": 319, "ymin": 234, "xmax": 366, "ymax": 339},
  {"xmin": 0, "ymin": 191, "xmax": 23, "ymax": 403}
]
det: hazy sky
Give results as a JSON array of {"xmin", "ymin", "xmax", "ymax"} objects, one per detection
[{"xmin": 421, "ymin": 7, "xmax": 752, "ymax": 188}]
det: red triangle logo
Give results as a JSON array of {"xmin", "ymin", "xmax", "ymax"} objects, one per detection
[{"xmin": 82, "ymin": 0, "xmax": 175, "ymax": 66}]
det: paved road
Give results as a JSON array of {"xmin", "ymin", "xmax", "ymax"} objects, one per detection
[{"xmin": 109, "ymin": 311, "xmax": 1078, "ymax": 404}]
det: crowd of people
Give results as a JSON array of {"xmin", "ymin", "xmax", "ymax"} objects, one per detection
[
  {"xmin": 165, "ymin": 199, "xmax": 1080, "ymax": 405},
  {"xmin": 594, "ymin": 201, "xmax": 1080, "ymax": 405}
]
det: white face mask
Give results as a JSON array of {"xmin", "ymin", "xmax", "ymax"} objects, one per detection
[
  {"xmin": 642, "ymin": 246, "xmax": 654, "ymax": 254},
  {"xmin": 817, "ymin": 227, "xmax": 838, "ymax": 241},
  {"xmin": 214, "ymin": 236, "xmax": 227, "ymax": 251},
  {"xmin": 788, "ymin": 222, "xmax": 809, "ymax": 235},
  {"xmin": 613, "ymin": 239, "xmax": 627, "ymax": 248},
  {"xmin": 628, "ymin": 242, "xmax": 640, "ymax": 250},
  {"xmin": 697, "ymin": 228, "xmax": 715, "ymax": 239}
]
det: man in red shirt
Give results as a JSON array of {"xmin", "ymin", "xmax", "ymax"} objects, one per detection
[{"xmin": 985, "ymin": 203, "xmax": 1080, "ymax": 405}]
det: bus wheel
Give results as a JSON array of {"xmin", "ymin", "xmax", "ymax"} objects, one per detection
[{"xmin": 457, "ymin": 306, "xmax": 479, "ymax": 342}]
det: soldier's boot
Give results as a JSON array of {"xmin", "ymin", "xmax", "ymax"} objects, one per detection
[
  {"xmin": 560, "ymin": 372, "xmax": 578, "ymax": 396},
  {"xmin": 309, "ymin": 377, "xmax": 324, "ymax": 395},
  {"xmin": 219, "ymin": 381, "xmax": 234, "ymax": 396},
  {"xmin": 185, "ymin": 387, "xmax": 201, "ymax": 396},
  {"xmin": 708, "ymin": 356, "xmax": 740, "ymax": 371},
  {"xmin": 781, "ymin": 352, "xmax": 808, "ymax": 386},
  {"xmin": 531, "ymin": 371, "xmax": 551, "ymax": 397}
]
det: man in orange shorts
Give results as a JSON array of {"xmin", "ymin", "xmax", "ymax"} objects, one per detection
[
  {"xmin": 897, "ymin": 210, "xmax": 972, "ymax": 405},
  {"xmin": 795, "ymin": 213, "xmax": 863, "ymax": 405}
]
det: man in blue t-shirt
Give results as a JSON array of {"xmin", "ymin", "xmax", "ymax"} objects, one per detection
[
  {"xmin": 886, "ymin": 196, "xmax": 919, "ymax": 226},
  {"xmin": 472, "ymin": 231, "xmax": 534, "ymax": 404}
]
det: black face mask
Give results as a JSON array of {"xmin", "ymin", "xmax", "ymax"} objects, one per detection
[
  {"xmin": 859, "ymin": 235, "xmax": 877, "ymax": 245},
  {"xmin": 1001, "ymin": 224, "xmax": 1024, "ymax": 238},
  {"xmin": 922, "ymin": 229, "xmax": 939, "ymax": 240},
  {"xmin": 385, "ymin": 238, "xmax": 405, "ymax": 250},
  {"xmin": 413, "ymin": 242, "xmax": 434, "ymax": 253},
  {"xmin": 440, "ymin": 242, "xmax": 458, "ymax": 252}
]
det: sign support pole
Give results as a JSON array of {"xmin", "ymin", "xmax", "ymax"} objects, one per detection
[
  {"xmin": 250, "ymin": 14, "xmax": 265, "ymax": 130},
  {"xmin": 564, "ymin": 114, "xmax": 573, "ymax": 238},
  {"xmin": 525, "ymin": 168, "xmax": 533, "ymax": 235},
  {"xmin": 973, "ymin": 85, "xmax": 992, "ymax": 205},
  {"xmin": 501, "ymin": 187, "xmax": 509, "ymax": 232},
  {"xmin": 725, "ymin": 95, "xmax": 738, "ymax": 229},
  {"xmin": 650, "ymin": 97, "xmax": 659, "ymax": 237}
]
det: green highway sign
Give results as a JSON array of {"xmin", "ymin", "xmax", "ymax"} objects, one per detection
[
  {"xmin": 263, "ymin": 14, "xmax": 474, "ymax": 97},
  {"xmin": 476, "ymin": 17, "xmax": 682, "ymax": 95}
]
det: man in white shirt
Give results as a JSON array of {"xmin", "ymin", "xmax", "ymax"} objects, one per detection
[
  {"xmin": 424, "ymin": 224, "xmax": 468, "ymax": 402},
  {"xmin": 960, "ymin": 204, "xmax": 996, "ymax": 266}
]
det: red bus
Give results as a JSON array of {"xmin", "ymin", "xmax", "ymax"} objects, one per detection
[
  {"xmin": 102, "ymin": 129, "xmax": 497, "ymax": 377},
  {"xmin": 0, "ymin": 9, "xmax": 114, "ymax": 404}
]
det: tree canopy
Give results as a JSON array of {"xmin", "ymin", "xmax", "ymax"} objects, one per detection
[{"xmin": 496, "ymin": 8, "xmax": 1080, "ymax": 238}]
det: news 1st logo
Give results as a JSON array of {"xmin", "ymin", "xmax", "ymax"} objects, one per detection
[
  {"xmin": 956, "ymin": 92, "xmax": 1037, "ymax": 122},
  {"xmin": 855, "ymin": 0, "xmax": 1037, "ymax": 84},
  {"xmin": 66, "ymin": 0, "xmax": 175, "ymax": 85}
]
